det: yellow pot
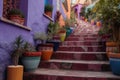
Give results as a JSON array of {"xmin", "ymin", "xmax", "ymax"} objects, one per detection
[
  {"xmin": 59, "ymin": 33, "xmax": 66, "ymax": 42},
  {"xmin": 7, "ymin": 65, "xmax": 23, "ymax": 80}
]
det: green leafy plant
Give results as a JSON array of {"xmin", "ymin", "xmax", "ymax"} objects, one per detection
[
  {"xmin": 47, "ymin": 22, "xmax": 60, "ymax": 40},
  {"xmin": 8, "ymin": 8, "xmax": 24, "ymax": 18},
  {"xmin": 23, "ymin": 42, "xmax": 36, "ymax": 52},
  {"xmin": 34, "ymin": 32, "xmax": 48, "ymax": 44},
  {"xmin": 93, "ymin": 0, "xmax": 120, "ymax": 52},
  {"xmin": 44, "ymin": 4, "xmax": 53, "ymax": 12},
  {"xmin": 11, "ymin": 36, "xmax": 25, "ymax": 66},
  {"xmin": 80, "ymin": 7, "xmax": 86, "ymax": 17},
  {"xmin": 11, "ymin": 36, "xmax": 37, "ymax": 65}
]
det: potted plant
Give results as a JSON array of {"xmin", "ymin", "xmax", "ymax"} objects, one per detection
[
  {"xmin": 98, "ymin": 26, "xmax": 112, "ymax": 41},
  {"xmin": 64, "ymin": 19, "xmax": 73, "ymax": 38},
  {"xmin": 21, "ymin": 42, "xmax": 42, "ymax": 72},
  {"xmin": 37, "ymin": 43, "xmax": 54, "ymax": 60},
  {"xmin": 34, "ymin": 32, "xmax": 48, "ymax": 45},
  {"xmin": 8, "ymin": 8, "xmax": 25, "ymax": 25},
  {"xmin": 7, "ymin": 36, "xmax": 24, "ymax": 80},
  {"xmin": 34, "ymin": 32, "xmax": 54, "ymax": 60},
  {"xmin": 93, "ymin": 0, "xmax": 120, "ymax": 75},
  {"xmin": 58, "ymin": 27, "xmax": 66, "ymax": 42},
  {"xmin": 44, "ymin": 4, "xmax": 53, "ymax": 17},
  {"xmin": 47, "ymin": 22, "xmax": 61, "ymax": 51}
]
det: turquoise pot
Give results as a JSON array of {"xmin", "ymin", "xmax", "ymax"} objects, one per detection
[
  {"xmin": 66, "ymin": 27, "xmax": 72, "ymax": 38},
  {"xmin": 21, "ymin": 56, "xmax": 41, "ymax": 72},
  {"xmin": 110, "ymin": 58, "xmax": 120, "ymax": 75}
]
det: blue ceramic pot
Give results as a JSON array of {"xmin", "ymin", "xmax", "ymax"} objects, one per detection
[
  {"xmin": 47, "ymin": 41, "xmax": 60, "ymax": 51},
  {"xmin": 110, "ymin": 58, "xmax": 120, "ymax": 75},
  {"xmin": 21, "ymin": 56, "xmax": 41, "ymax": 72}
]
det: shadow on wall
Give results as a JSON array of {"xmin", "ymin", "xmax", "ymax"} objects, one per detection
[
  {"xmin": 30, "ymin": 16, "xmax": 50, "ymax": 35},
  {"xmin": 0, "ymin": 42, "xmax": 12, "ymax": 80}
]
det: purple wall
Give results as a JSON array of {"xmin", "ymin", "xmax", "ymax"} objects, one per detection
[
  {"xmin": 0, "ymin": 0, "xmax": 67, "ymax": 79},
  {"xmin": 60, "ymin": 1, "xmax": 66, "ymax": 19},
  {"xmin": 73, "ymin": 4, "xmax": 83, "ymax": 19},
  {"xmin": 0, "ymin": 21, "xmax": 33, "ymax": 80},
  {"xmin": 0, "ymin": 0, "xmax": 3, "ymax": 17},
  {"xmin": 78, "ymin": 4, "xmax": 83, "ymax": 19}
]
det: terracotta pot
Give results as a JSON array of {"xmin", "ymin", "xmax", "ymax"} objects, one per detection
[
  {"xmin": 96, "ymin": 21, "xmax": 101, "ymax": 27},
  {"xmin": 23, "ymin": 52, "xmax": 42, "ymax": 57},
  {"xmin": 9, "ymin": 15, "xmax": 21, "ymax": 24},
  {"xmin": 20, "ymin": 18, "xmax": 24, "ymax": 25},
  {"xmin": 7, "ymin": 65, "xmax": 23, "ymax": 80},
  {"xmin": 38, "ymin": 43, "xmax": 54, "ymax": 60},
  {"xmin": 106, "ymin": 42, "xmax": 117, "ymax": 47},
  {"xmin": 106, "ymin": 41, "xmax": 118, "ymax": 52},
  {"xmin": 41, "ymin": 50, "xmax": 53, "ymax": 60},
  {"xmin": 45, "ymin": 11, "xmax": 52, "ymax": 17},
  {"xmin": 108, "ymin": 52, "xmax": 120, "ymax": 58}
]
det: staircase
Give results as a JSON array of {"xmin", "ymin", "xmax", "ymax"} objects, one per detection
[{"xmin": 24, "ymin": 20, "xmax": 120, "ymax": 80}]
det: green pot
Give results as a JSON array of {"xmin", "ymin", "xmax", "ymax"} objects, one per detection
[{"xmin": 21, "ymin": 56, "xmax": 41, "ymax": 72}]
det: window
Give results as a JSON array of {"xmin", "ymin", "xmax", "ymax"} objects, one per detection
[
  {"xmin": 44, "ymin": 0, "xmax": 53, "ymax": 18},
  {"xmin": 2, "ymin": 0, "xmax": 25, "ymax": 25},
  {"xmin": 3, "ymin": 0, "xmax": 20, "ymax": 18}
]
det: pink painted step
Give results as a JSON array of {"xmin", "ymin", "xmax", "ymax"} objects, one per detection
[
  {"xmin": 39, "ymin": 59, "xmax": 110, "ymax": 72},
  {"xmin": 58, "ymin": 46, "xmax": 106, "ymax": 52},
  {"xmin": 61, "ymin": 41, "xmax": 105, "ymax": 46},
  {"xmin": 52, "ymin": 51, "xmax": 108, "ymax": 61},
  {"xmin": 70, "ymin": 34, "xmax": 99, "ymax": 37},
  {"xmin": 24, "ymin": 69, "xmax": 120, "ymax": 80},
  {"xmin": 65, "ymin": 37, "xmax": 99, "ymax": 41}
]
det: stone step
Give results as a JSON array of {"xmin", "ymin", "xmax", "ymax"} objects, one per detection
[
  {"xmin": 52, "ymin": 51, "xmax": 108, "ymax": 61},
  {"xmin": 61, "ymin": 41, "xmax": 105, "ymax": 46},
  {"xmin": 65, "ymin": 37, "xmax": 99, "ymax": 41},
  {"xmin": 58, "ymin": 46, "xmax": 106, "ymax": 52},
  {"xmin": 70, "ymin": 34, "xmax": 99, "ymax": 37},
  {"xmin": 39, "ymin": 59, "xmax": 110, "ymax": 72},
  {"xmin": 24, "ymin": 69, "xmax": 120, "ymax": 80}
]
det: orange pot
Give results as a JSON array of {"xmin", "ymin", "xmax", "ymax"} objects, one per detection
[
  {"xmin": 45, "ymin": 11, "xmax": 52, "ymax": 17},
  {"xmin": 7, "ymin": 65, "xmax": 23, "ymax": 80},
  {"xmin": 106, "ymin": 42, "xmax": 117, "ymax": 47},
  {"xmin": 9, "ymin": 15, "xmax": 21, "ymax": 24},
  {"xmin": 106, "ymin": 42, "xmax": 118, "ymax": 52},
  {"xmin": 96, "ymin": 21, "xmax": 101, "ymax": 27},
  {"xmin": 108, "ymin": 52, "xmax": 120, "ymax": 58},
  {"xmin": 38, "ymin": 43, "xmax": 54, "ymax": 60},
  {"xmin": 41, "ymin": 50, "xmax": 53, "ymax": 60}
]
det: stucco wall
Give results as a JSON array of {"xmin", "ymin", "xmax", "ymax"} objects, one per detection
[
  {"xmin": 0, "ymin": 21, "xmax": 33, "ymax": 80},
  {"xmin": 0, "ymin": 0, "xmax": 69, "ymax": 79},
  {"xmin": 59, "ymin": 0, "xmax": 71, "ymax": 27},
  {"xmin": 0, "ymin": 0, "xmax": 3, "ymax": 17}
]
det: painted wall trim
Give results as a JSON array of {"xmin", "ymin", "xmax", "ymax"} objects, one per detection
[
  {"xmin": 0, "ymin": 17, "xmax": 31, "ymax": 31},
  {"xmin": 43, "ymin": 13, "xmax": 54, "ymax": 22}
]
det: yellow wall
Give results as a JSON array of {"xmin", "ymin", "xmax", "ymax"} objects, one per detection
[
  {"xmin": 59, "ymin": 0, "xmax": 71, "ymax": 27},
  {"xmin": 62, "ymin": 0, "xmax": 71, "ymax": 19}
]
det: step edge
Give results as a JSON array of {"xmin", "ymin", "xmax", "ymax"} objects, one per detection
[
  {"xmin": 27, "ymin": 68, "xmax": 120, "ymax": 79},
  {"xmin": 55, "ymin": 51, "xmax": 106, "ymax": 54},
  {"xmin": 41, "ymin": 59, "xmax": 109, "ymax": 64}
]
